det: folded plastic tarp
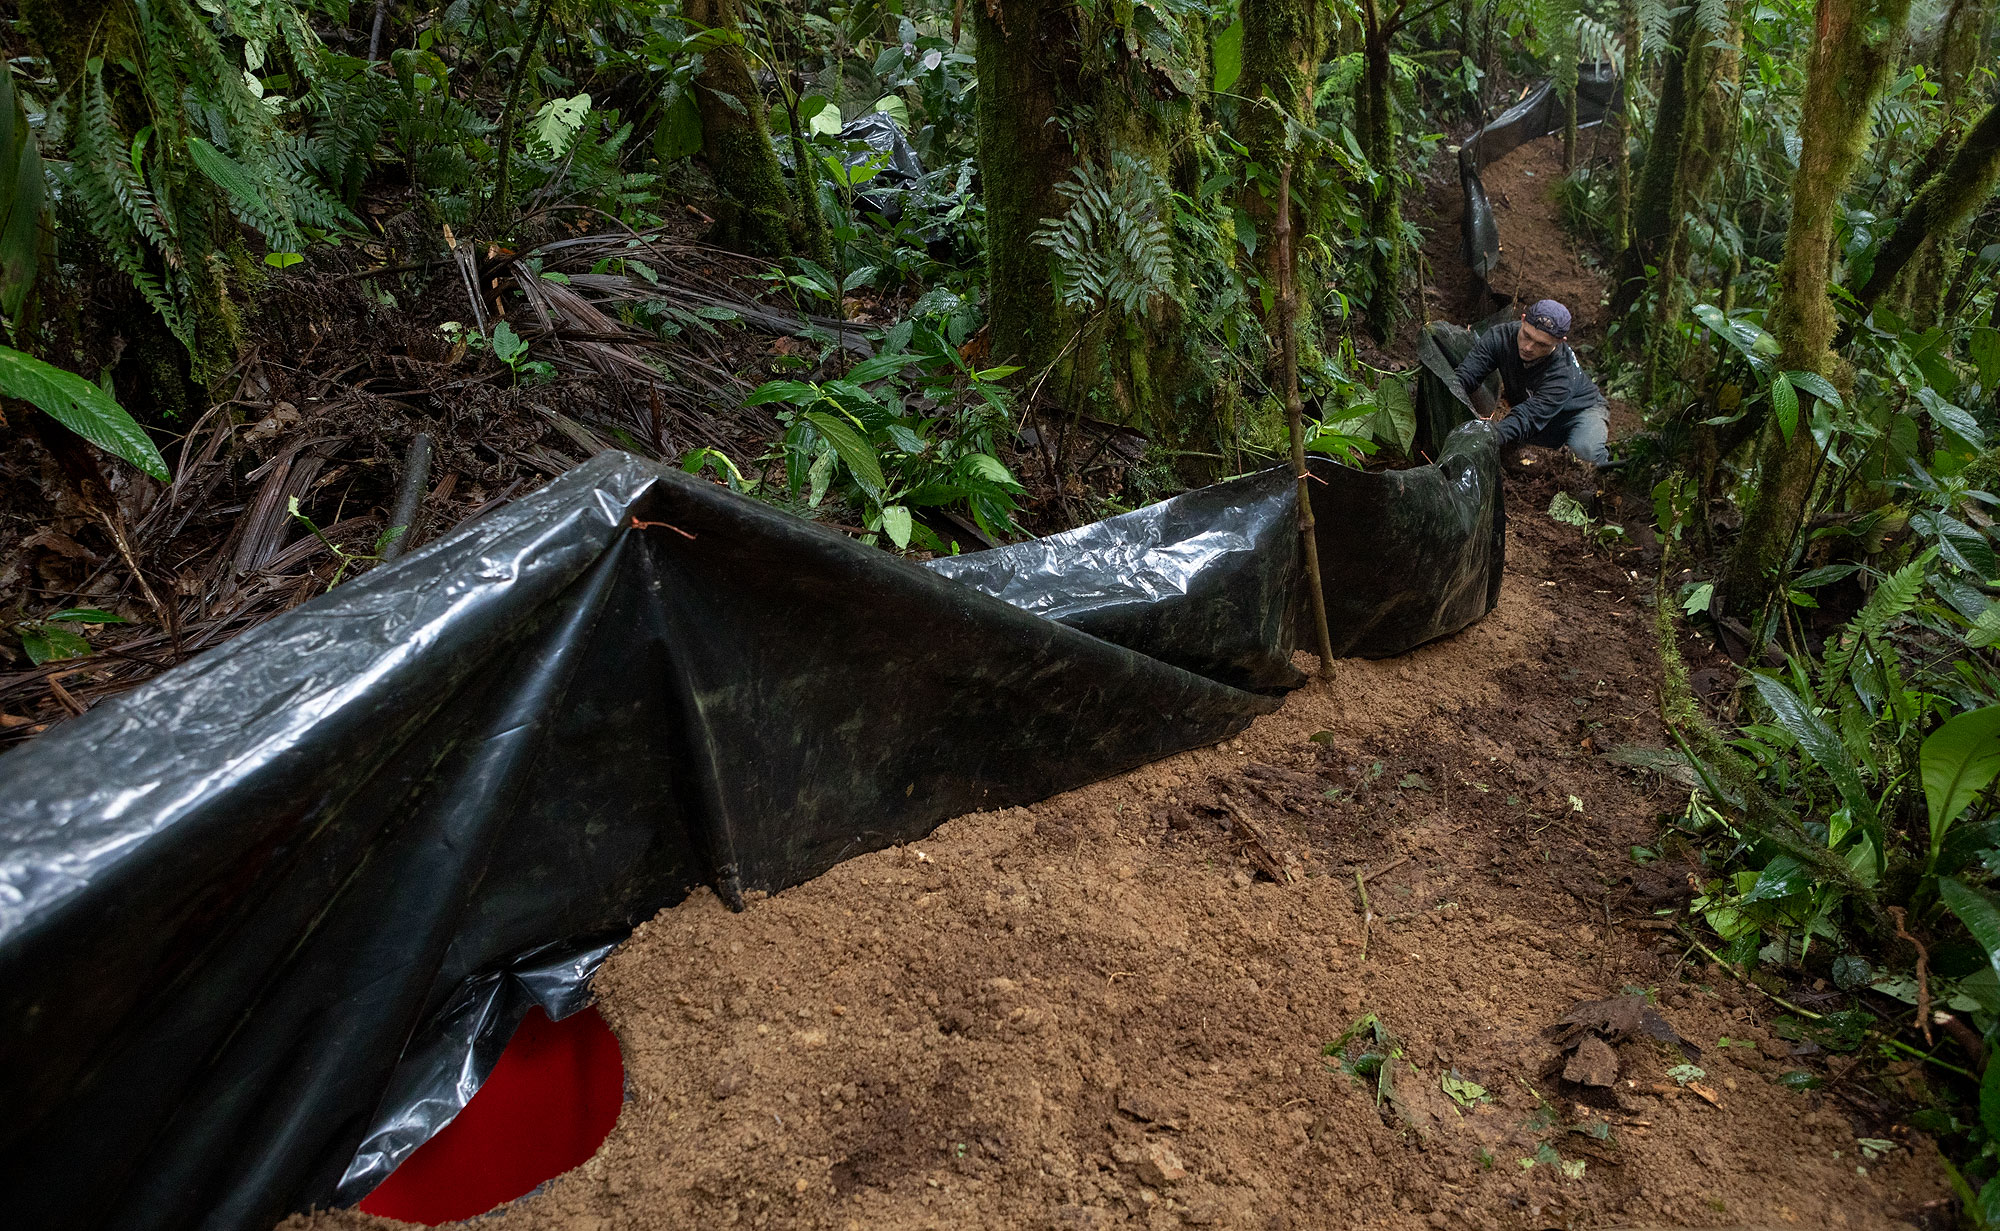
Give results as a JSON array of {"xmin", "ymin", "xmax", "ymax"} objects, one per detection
[
  {"xmin": 1459, "ymin": 64, "xmax": 1622, "ymax": 288},
  {"xmin": 0, "ymin": 425, "xmax": 1502, "ymax": 1231}
]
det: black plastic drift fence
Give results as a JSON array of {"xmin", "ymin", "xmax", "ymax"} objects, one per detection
[{"xmin": 0, "ymin": 411, "xmax": 1499, "ymax": 1231}]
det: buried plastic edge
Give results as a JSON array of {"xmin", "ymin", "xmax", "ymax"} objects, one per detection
[
  {"xmin": 355, "ymin": 1002, "xmax": 625, "ymax": 1224},
  {"xmin": 337, "ymin": 938, "xmax": 619, "ymax": 1203}
]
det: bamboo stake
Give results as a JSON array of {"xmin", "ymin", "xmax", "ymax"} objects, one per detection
[{"xmin": 1273, "ymin": 164, "xmax": 1336, "ymax": 674}]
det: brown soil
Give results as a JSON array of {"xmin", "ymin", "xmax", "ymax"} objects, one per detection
[{"xmin": 286, "ymin": 470, "xmax": 1950, "ymax": 1231}]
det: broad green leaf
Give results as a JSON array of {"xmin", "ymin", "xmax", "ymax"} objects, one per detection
[
  {"xmin": 974, "ymin": 365, "xmax": 1023, "ymax": 382},
  {"xmin": 1373, "ymin": 375, "xmax": 1416, "ymax": 455},
  {"xmin": 880, "ymin": 504, "xmax": 913, "ymax": 549},
  {"xmin": 264, "ymin": 252, "xmax": 304, "ymax": 269},
  {"xmin": 1941, "ymin": 877, "xmax": 2000, "ymax": 979},
  {"xmin": 1970, "ymin": 326, "xmax": 2000, "ymax": 392},
  {"xmin": 0, "ymin": 67, "xmax": 47, "ymax": 319},
  {"xmin": 805, "ymin": 98, "xmax": 842, "ymax": 137},
  {"xmin": 0, "ymin": 346, "xmax": 168, "ymax": 480},
  {"xmin": 1212, "ymin": 17, "xmax": 1245, "ymax": 94},
  {"xmin": 1751, "ymin": 673, "xmax": 1871, "ymax": 823},
  {"xmin": 1692, "ymin": 303, "xmax": 1776, "ymax": 372},
  {"xmin": 654, "ymin": 88, "xmax": 703, "ymax": 162},
  {"xmin": 1793, "ymin": 564, "xmax": 1858, "ymax": 589},
  {"xmin": 744, "ymin": 379, "xmax": 821, "ymax": 407},
  {"xmin": 803, "ymin": 410, "xmax": 885, "ymax": 497},
  {"xmin": 1770, "ymin": 373, "xmax": 1798, "ymax": 442},
  {"xmin": 23, "ymin": 626, "xmax": 90, "ymax": 664},
  {"xmin": 1969, "ymin": 600, "xmax": 2000, "ymax": 650},
  {"xmin": 47, "ymin": 608, "xmax": 127, "ymax": 624},
  {"xmin": 845, "ymin": 353, "xmax": 910, "ymax": 384},
  {"xmin": 491, "ymin": 321, "xmax": 528, "ymax": 364},
  {"xmin": 1912, "ymin": 511, "xmax": 1998, "ymax": 580},
  {"xmin": 1741, "ymin": 856, "xmax": 1806, "ymax": 903},
  {"xmin": 1784, "ymin": 370, "xmax": 1842, "ymax": 408},
  {"xmin": 1916, "ymin": 387, "xmax": 1985, "ymax": 449},
  {"xmin": 871, "ymin": 94, "xmax": 909, "ymax": 129},
  {"xmin": 1924, "ymin": 706, "xmax": 2000, "ymax": 846}
]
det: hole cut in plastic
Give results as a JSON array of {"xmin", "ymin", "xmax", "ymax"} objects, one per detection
[{"xmin": 357, "ymin": 1006, "xmax": 624, "ymax": 1225}]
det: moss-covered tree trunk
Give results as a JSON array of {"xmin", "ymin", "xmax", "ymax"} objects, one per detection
[
  {"xmin": 1642, "ymin": 10, "xmax": 1741, "ymax": 399},
  {"xmin": 1855, "ymin": 100, "xmax": 2000, "ymax": 308},
  {"xmin": 1357, "ymin": 0, "xmax": 1401, "ymax": 341},
  {"xmin": 1609, "ymin": 12, "xmax": 1696, "ymax": 318},
  {"xmin": 1721, "ymin": 0, "xmax": 1915, "ymax": 620},
  {"xmin": 1239, "ymin": 0, "xmax": 1326, "ymax": 294},
  {"xmin": 974, "ymin": 0, "xmax": 1214, "ymax": 485},
  {"xmin": 974, "ymin": 0, "xmax": 1082, "ymax": 384},
  {"xmin": 684, "ymin": 0, "xmax": 814, "ymax": 257}
]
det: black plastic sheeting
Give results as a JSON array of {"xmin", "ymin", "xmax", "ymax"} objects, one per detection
[
  {"xmin": 1459, "ymin": 64, "xmax": 1622, "ymax": 290},
  {"xmin": 777, "ymin": 112, "xmax": 925, "ymax": 220},
  {"xmin": 0, "ymin": 429, "xmax": 1502, "ymax": 1231}
]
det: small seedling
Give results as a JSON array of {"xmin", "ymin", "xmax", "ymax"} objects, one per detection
[
  {"xmin": 9, "ymin": 607, "xmax": 127, "ymax": 665},
  {"xmin": 288, "ymin": 497, "xmax": 406, "ymax": 590}
]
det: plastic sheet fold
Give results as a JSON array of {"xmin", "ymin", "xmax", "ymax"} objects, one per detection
[{"xmin": 0, "ymin": 428, "xmax": 1503, "ymax": 1231}]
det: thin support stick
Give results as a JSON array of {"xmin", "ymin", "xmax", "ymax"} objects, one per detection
[
  {"xmin": 381, "ymin": 432, "xmax": 433, "ymax": 562},
  {"xmin": 1273, "ymin": 164, "xmax": 1337, "ymax": 674}
]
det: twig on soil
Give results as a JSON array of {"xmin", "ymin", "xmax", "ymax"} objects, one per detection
[
  {"xmin": 1888, "ymin": 906, "xmax": 1934, "ymax": 1044},
  {"xmin": 1355, "ymin": 869, "xmax": 1373, "ymax": 962}
]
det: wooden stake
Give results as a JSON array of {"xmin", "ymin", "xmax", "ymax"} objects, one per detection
[{"xmin": 1273, "ymin": 164, "xmax": 1337, "ymax": 675}]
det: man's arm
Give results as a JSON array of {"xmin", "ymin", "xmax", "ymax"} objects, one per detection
[
  {"xmin": 1452, "ymin": 329, "xmax": 1503, "ymax": 404},
  {"xmin": 1493, "ymin": 349, "xmax": 1580, "ymax": 445}
]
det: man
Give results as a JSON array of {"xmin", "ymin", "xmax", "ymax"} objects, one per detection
[{"xmin": 1452, "ymin": 299, "xmax": 1610, "ymax": 466}]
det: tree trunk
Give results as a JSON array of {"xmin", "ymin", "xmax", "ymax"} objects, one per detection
[
  {"xmin": 1359, "ymin": 0, "xmax": 1401, "ymax": 342},
  {"xmin": 1613, "ymin": 0, "xmax": 1636, "ymax": 249},
  {"xmin": 1722, "ymin": 0, "xmax": 1915, "ymax": 621},
  {"xmin": 1642, "ymin": 10, "xmax": 1741, "ymax": 400},
  {"xmin": 1239, "ymin": 0, "xmax": 1327, "ymax": 298},
  {"xmin": 973, "ymin": 0, "xmax": 1083, "ymax": 383},
  {"xmin": 1609, "ymin": 12, "xmax": 1696, "ymax": 319},
  {"xmin": 684, "ymin": 0, "xmax": 811, "ymax": 257},
  {"xmin": 975, "ymin": 0, "xmax": 1214, "ymax": 483},
  {"xmin": 1855, "ymin": 100, "xmax": 2000, "ymax": 308}
]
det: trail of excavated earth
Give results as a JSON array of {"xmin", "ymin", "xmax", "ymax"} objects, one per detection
[{"xmin": 291, "ymin": 471, "xmax": 1951, "ymax": 1231}]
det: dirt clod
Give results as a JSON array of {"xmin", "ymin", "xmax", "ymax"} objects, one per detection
[{"xmin": 1562, "ymin": 1035, "xmax": 1620, "ymax": 1087}]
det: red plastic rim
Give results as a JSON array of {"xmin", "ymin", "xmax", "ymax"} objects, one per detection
[{"xmin": 357, "ymin": 1005, "xmax": 624, "ymax": 1225}]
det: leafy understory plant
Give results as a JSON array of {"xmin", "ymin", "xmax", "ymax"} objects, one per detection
[
  {"xmin": 8, "ymin": 608, "xmax": 127, "ymax": 666},
  {"xmin": 745, "ymin": 321, "xmax": 1026, "ymax": 549},
  {"xmin": 0, "ymin": 347, "xmax": 169, "ymax": 480},
  {"xmin": 287, "ymin": 497, "xmax": 405, "ymax": 590}
]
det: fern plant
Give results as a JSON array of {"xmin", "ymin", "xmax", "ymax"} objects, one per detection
[
  {"xmin": 1031, "ymin": 152, "xmax": 1179, "ymax": 316},
  {"xmin": 49, "ymin": 0, "xmax": 361, "ymax": 369}
]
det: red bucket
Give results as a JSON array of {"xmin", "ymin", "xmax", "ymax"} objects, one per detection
[{"xmin": 357, "ymin": 1006, "xmax": 624, "ymax": 1224}]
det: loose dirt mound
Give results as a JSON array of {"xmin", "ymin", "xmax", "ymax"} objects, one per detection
[{"xmin": 289, "ymin": 477, "xmax": 1948, "ymax": 1231}]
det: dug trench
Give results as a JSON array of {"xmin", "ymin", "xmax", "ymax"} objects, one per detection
[{"xmin": 289, "ymin": 463, "xmax": 1952, "ymax": 1231}]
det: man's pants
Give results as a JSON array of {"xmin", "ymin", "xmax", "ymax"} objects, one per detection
[{"xmin": 1518, "ymin": 401, "xmax": 1610, "ymax": 465}]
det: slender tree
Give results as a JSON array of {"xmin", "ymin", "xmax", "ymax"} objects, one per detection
[
  {"xmin": 1722, "ymin": 0, "xmax": 1917, "ymax": 620},
  {"xmin": 1608, "ymin": 12, "xmax": 1697, "ymax": 319},
  {"xmin": 684, "ymin": 0, "xmax": 816, "ymax": 257}
]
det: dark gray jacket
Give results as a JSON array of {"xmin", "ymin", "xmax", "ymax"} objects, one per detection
[{"xmin": 1452, "ymin": 321, "xmax": 1604, "ymax": 446}]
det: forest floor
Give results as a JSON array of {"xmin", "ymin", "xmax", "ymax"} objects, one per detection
[
  {"xmin": 272, "ymin": 131, "xmax": 1966, "ymax": 1231},
  {"xmin": 291, "ymin": 457, "xmax": 1953, "ymax": 1231}
]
